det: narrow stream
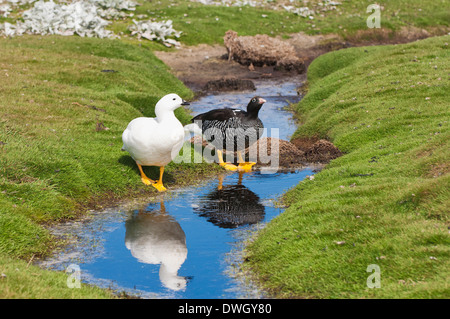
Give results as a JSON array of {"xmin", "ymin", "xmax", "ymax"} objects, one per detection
[{"xmin": 38, "ymin": 79, "xmax": 315, "ymax": 299}]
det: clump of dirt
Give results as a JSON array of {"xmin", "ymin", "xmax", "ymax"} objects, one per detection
[
  {"xmin": 190, "ymin": 136, "xmax": 306, "ymax": 168},
  {"xmin": 246, "ymin": 137, "xmax": 306, "ymax": 168},
  {"xmin": 190, "ymin": 136, "xmax": 341, "ymax": 168},
  {"xmin": 224, "ymin": 30, "xmax": 306, "ymax": 73},
  {"xmin": 203, "ymin": 77, "xmax": 256, "ymax": 92},
  {"xmin": 249, "ymin": 137, "xmax": 342, "ymax": 166},
  {"xmin": 292, "ymin": 137, "xmax": 342, "ymax": 163},
  {"xmin": 290, "ymin": 136, "xmax": 320, "ymax": 152}
]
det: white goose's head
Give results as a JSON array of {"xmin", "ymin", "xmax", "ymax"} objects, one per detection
[{"xmin": 155, "ymin": 93, "xmax": 190, "ymax": 119}]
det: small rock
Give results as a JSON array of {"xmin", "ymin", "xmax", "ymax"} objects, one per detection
[{"xmin": 335, "ymin": 241, "xmax": 346, "ymax": 245}]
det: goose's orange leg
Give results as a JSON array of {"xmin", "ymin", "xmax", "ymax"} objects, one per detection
[
  {"xmin": 237, "ymin": 151, "xmax": 256, "ymax": 172},
  {"xmin": 137, "ymin": 164, "xmax": 167, "ymax": 192},
  {"xmin": 217, "ymin": 149, "xmax": 238, "ymax": 171},
  {"xmin": 153, "ymin": 166, "xmax": 167, "ymax": 192},
  {"xmin": 137, "ymin": 163, "xmax": 156, "ymax": 185}
]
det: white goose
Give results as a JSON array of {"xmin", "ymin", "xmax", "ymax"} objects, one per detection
[{"xmin": 122, "ymin": 93, "xmax": 189, "ymax": 192}]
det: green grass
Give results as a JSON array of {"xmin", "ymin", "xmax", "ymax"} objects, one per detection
[
  {"xmin": 0, "ymin": 254, "xmax": 115, "ymax": 298},
  {"xmin": 135, "ymin": 2, "xmax": 307, "ymax": 45},
  {"xmin": 6, "ymin": 0, "xmax": 446, "ymax": 47},
  {"xmin": 244, "ymin": 35, "xmax": 450, "ymax": 298},
  {"xmin": 120, "ymin": 0, "xmax": 450, "ymax": 45},
  {"xmin": 2, "ymin": 0, "xmax": 449, "ymax": 46}
]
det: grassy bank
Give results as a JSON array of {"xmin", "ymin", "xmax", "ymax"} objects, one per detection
[
  {"xmin": 245, "ymin": 35, "xmax": 449, "ymax": 298},
  {"xmin": 0, "ymin": 35, "xmax": 217, "ymax": 297}
]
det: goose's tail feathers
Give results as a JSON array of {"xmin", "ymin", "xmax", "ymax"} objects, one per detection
[{"xmin": 184, "ymin": 123, "xmax": 203, "ymax": 136}]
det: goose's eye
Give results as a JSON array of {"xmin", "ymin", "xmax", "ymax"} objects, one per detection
[
  {"xmin": 173, "ymin": 98, "xmax": 176, "ymax": 101},
  {"xmin": 251, "ymin": 98, "xmax": 256, "ymax": 103}
]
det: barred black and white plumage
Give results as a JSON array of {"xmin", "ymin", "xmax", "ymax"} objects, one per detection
[{"xmin": 192, "ymin": 96, "xmax": 265, "ymax": 152}]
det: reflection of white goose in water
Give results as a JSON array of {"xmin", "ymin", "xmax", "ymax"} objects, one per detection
[{"xmin": 124, "ymin": 201, "xmax": 188, "ymax": 291}]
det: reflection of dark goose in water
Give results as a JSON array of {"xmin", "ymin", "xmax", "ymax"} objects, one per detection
[
  {"xmin": 194, "ymin": 174, "xmax": 265, "ymax": 229},
  {"xmin": 124, "ymin": 201, "xmax": 188, "ymax": 291}
]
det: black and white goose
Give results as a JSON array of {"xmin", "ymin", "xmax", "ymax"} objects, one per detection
[{"xmin": 191, "ymin": 96, "xmax": 266, "ymax": 172}]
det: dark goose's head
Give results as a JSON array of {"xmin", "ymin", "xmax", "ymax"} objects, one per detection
[{"xmin": 246, "ymin": 96, "xmax": 266, "ymax": 118}]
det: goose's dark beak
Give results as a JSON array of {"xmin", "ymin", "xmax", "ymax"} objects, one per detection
[{"xmin": 181, "ymin": 100, "xmax": 190, "ymax": 106}]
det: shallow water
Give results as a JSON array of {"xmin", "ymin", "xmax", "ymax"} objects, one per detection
[{"xmin": 39, "ymin": 79, "xmax": 313, "ymax": 298}]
